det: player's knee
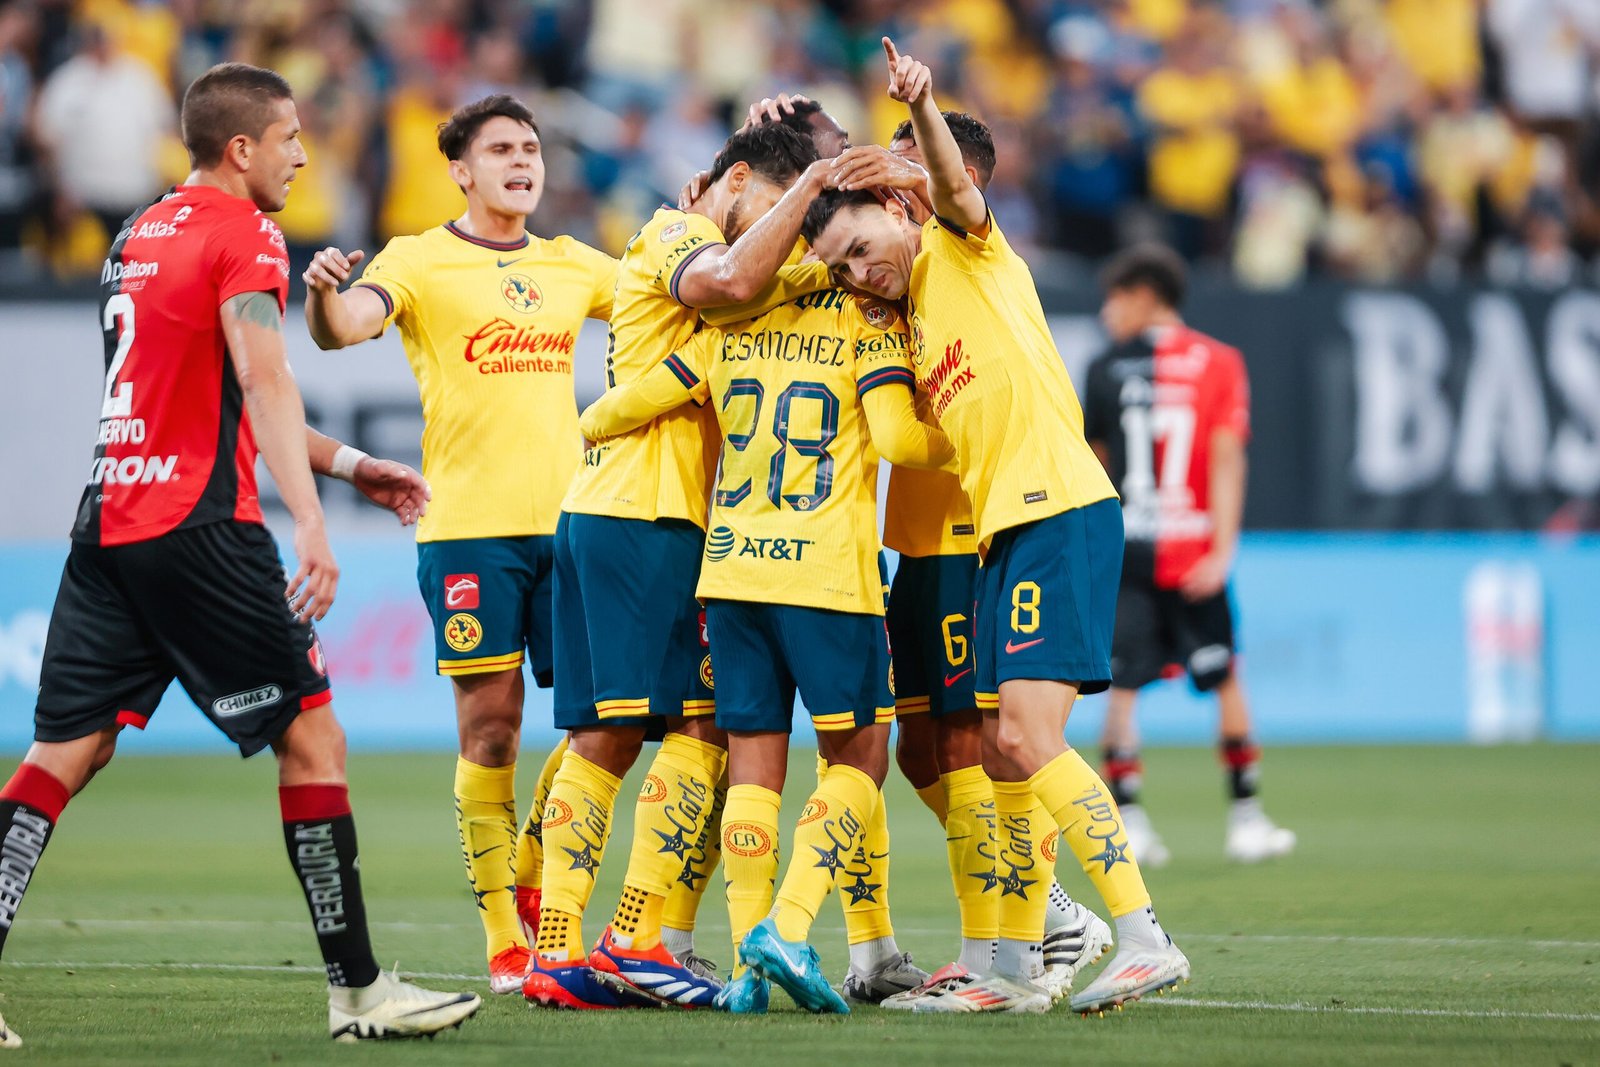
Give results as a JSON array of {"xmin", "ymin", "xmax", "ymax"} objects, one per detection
[
  {"xmin": 935, "ymin": 713, "xmax": 984, "ymax": 773},
  {"xmin": 462, "ymin": 717, "xmax": 520, "ymax": 766},
  {"xmin": 568, "ymin": 727, "xmax": 644, "ymax": 776},
  {"xmin": 992, "ymin": 719, "xmax": 1039, "ymax": 768},
  {"xmin": 894, "ymin": 732, "xmax": 938, "ymax": 789}
]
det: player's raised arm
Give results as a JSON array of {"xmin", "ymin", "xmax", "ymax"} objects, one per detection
[
  {"xmin": 675, "ymin": 155, "xmax": 836, "ymax": 308},
  {"xmin": 303, "ymin": 245, "xmax": 388, "ymax": 349},
  {"xmin": 882, "ymin": 37, "xmax": 986, "ymax": 234},
  {"xmin": 579, "ymin": 340, "xmax": 711, "ymax": 441},
  {"xmin": 306, "ymin": 427, "xmax": 431, "ymax": 527},
  {"xmin": 222, "ymin": 290, "xmax": 338, "ymax": 619}
]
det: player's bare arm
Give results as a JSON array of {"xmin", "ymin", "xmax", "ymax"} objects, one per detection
[
  {"xmin": 303, "ymin": 246, "xmax": 387, "ymax": 349},
  {"xmin": 677, "ymin": 157, "xmax": 837, "ymax": 307},
  {"xmin": 1181, "ymin": 427, "xmax": 1247, "ymax": 602},
  {"xmin": 883, "ymin": 37, "xmax": 987, "ymax": 234},
  {"xmin": 862, "ymin": 384, "xmax": 958, "ymax": 473},
  {"xmin": 222, "ymin": 290, "xmax": 338, "ymax": 620},
  {"xmin": 306, "ymin": 427, "xmax": 430, "ymax": 527}
]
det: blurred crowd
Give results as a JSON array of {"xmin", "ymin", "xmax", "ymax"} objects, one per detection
[{"xmin": 1, "ymin": 0, "xmax": 1597, "ymax": 289}]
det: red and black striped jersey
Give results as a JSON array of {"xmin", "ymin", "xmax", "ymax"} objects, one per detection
[
  {"xmin": 1083, "ymin": 324, "xmax": 1251, "ymax": 589},
  {"xmin": 73, "ymin": 184, "xmax": 291, "ymax": 546}
]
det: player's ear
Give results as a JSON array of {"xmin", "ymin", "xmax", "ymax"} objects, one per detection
[
  {"xmin": 724, "ymin": 160, "xmax": 750, "ymax": 193},
  {"xmin": 225, "ymin": 134, "xmax": 252, "ymax": 171},
  {"xmin": 448, "ymin": 157, "xmax": 471, "ymax": 192}
]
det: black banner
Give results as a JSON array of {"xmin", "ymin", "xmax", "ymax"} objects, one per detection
[{"xmin": 1046, "ymin": 282, "xmax": 1600, "ymax": 531}]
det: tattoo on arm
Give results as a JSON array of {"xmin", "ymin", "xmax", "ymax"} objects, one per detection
[{"xmin": 227, "ymin": 291, "xmax": 283, "ymax": 332}]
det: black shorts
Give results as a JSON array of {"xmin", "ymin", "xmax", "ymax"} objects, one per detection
[
  {"xmin": 34, "ymin": 522, "xmax": 333, "ymax": 756},
  {"xmin": 1109, "ymin": 574, "xmax": 1236, "ymax": 693}
]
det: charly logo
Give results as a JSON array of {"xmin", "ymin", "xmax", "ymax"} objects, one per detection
[
  {"xmin": 798, "ymin": 798, "xmax": 828, "ymax": 826},
  {"xmin": 705, "ymin": 525, "xmax": 737, "ymax": 562},
  {"xmin": 639, "ymin": 773, "xmax": 667, "ymax": 803},
  {"xmin": 723, "ymin": 823, "xmax": 772, "ymax": 858},
  {"xmin": 501, "ymin": 273, "xmax": 543, "ymax": 313},
  {"xmin": 543, "ymin": 797, "xmax": 573, "ymax": 828}
]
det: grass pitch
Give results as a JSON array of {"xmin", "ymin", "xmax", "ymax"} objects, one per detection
[{"xmin": 0, "ymin": 743, "xmax": 1595, "ymax": 1065}]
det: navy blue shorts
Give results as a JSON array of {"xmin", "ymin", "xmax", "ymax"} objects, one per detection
[
  {"xmin": 885, "ymin": 553, "xmax": 979, "ymax": 718},
  {"xmin": 708, "ymin": 589, "xmax": 895, "ymax": 736},
  {"xmin": 416, "ymin": 535, "xmax": 555, "ymax": 684},
  {"xmin": 974, "ymin": 499, "xmax": 1123, "ymax": 706},
  {"xmin": 552, "ymin": 512, "xmax": 714, "ymax": 730}
]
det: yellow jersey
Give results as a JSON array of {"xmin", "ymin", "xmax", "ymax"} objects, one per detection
[
  {"xmin": 882, "ymin": 387, "xmax": 979, "ymax": 557},
  {"xmin": 356, "ymin": 221, "xmax": 617, "ymax": 542},
  {"xmin": 907, "ymin": 214, "xmax": 1116, "ymax": 547},
  {"xmin": 562, "ymin": 207, "xmax": 725, "ymax": 527},
  {"xmin": 584, "ymin": 290, "xmax": 919, "ymax": 615}
]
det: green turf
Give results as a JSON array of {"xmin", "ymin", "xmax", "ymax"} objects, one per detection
[{"xmin": 0, "ymin": 744, "xmax": 1595, "ymax": 1065}]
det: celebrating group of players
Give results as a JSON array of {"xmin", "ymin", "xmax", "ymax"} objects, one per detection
[{"xmin": 0, "ymin": 32, "xmax": 1295, "ymax": 1048}]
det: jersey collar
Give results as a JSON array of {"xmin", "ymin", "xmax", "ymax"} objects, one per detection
[{"xmin": 444, "ymin": 220, "xmax": 530, "ymax": 251}]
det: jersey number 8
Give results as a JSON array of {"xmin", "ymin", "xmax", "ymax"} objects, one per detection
[{"xmin": 716, "ymin": 378, "xmax": 839, "ymax": 512}]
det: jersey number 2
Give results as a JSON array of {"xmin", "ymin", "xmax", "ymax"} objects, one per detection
[{"xmin": 101, "ymin": 293, "xmax": 136, "ymax": 419}]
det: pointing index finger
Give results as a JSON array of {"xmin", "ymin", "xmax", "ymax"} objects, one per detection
[{"xmin": 883, "ymin": 36, "xmax": 899, "ymax": 69}]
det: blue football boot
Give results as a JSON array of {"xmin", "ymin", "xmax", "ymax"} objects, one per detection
[
  {"xmin": 738, "ymin": 919, "xmax": 849, "ymax": 1014},
  {"xmin": 712, "ymin": 968, "xmax": 770, "ymax": 1014}
]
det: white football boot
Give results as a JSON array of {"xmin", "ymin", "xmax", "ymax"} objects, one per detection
[
  {"xmin": 1225, "ymin": 798, "xmax": 1297, "ymax": 863},
  {"xmin": 1041, "ymin": 900, "xmax": 1114, "ymax": 1000},
  {"xmin": 0, "ymin": 1011, "xmax": 21, "ymax": 1049},
  {"xmin": 328, "ymin": 967, "xmax": 481, "ymax": 1041}
]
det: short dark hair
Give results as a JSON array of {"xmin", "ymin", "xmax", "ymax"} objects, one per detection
[
  {"xmin": 181, "ymin": 63, "xmax": 293, "ymax": 168},
  {"xmin": 707, "ymin": 122, "xmax": 818, "ymax": 188},
  {"xmin": 756, "ymin": 98, "xmax": 825, "ymax": 138},
  {"xmin": 891, "ymin": 110, "xmax": 996, "ymax": 185},
  {"xmin": 437, "ymin": 94, "xmax": 539, "ymax": 161},
  {"xmin": 801, "ymin": 188, "xmax": 882, "ymax": 246},
  {"xmin": 1100, "ymin": 243, "xmax": 1188, "ymax": 309}
]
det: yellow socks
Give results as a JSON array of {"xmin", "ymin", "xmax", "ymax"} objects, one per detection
[
  {"xmin": 611, "ymin": 734, "xmax": 727, "ymax": 951},
  {"xmin": 453, "ymin": 758, "xmax": 523, "ymax": 959},
  {"xmin": 914, "ymin": 780, "xmax": 949, "ymax": 823},
  {"xmin": 721, "ymin": 784, "xmax": 781, "ymax": 967},
  {"xmin": 943, "ymin": 765, "xmax": 999, "ymax": 944},
  {"xmin": 662, "ymin": 770, "xmax": 726, "ymax": 957},
  {"xmin": 1029, "ymin": 748, "xmax": 1151, "ymax": 918},
  {"xmin": 513, "ymin": 737, "xmax": 568, "ymax": 897},
  {"xmin": 990, "ymin": 779, "xmax": 1053, "ymax": 946},
  {"xmin": 772, "ymin": 763, "xmax": 878, "ymax": 943},
  {"xmin": 838, "ymin": 785, "xmax": 894, "ymax": 944},
  {"xmin": 536, "ymin": 750, "xmax": 620, "ymax": 960}
]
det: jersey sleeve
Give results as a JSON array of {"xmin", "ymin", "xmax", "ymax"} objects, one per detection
[
  {"xmin": 353, "ymin": 237, "xmax": 421, "ymax": 328},
  {"xmin": 1081, "ymin": 353, "xmax": 1116, "ymax": 444},
  {"xmin": 851, "ymin": 299, "xmax": 916, "ymax": 398},
  {"xmin": 700, "ymin": 261, "xmax": 832, "ymax": 327},
  {"xmin": 578, "ymin": 330, "xmax": 714, "ymax": 441},
  {"xmin": 209, "ymin": 213, "xmax": 291, "ymax": 311},
  {"xmin": 920, "ymin": 206, "xmax": 1005, "ymax": 274},
  {"xmin": 573, "ymin": 239, "xmax": 620, "ymax": 321},
  {"xmin": 1211, "ymin": 344, "xmax": 1251, "ymax": 441},
  {"xmin": 643, "ymin": 212, "xmax": 727, "ymax": 306}
]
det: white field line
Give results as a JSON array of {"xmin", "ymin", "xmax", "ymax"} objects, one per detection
[
  {"xmin": 3, "ymin": 960, "xmax": 1597, "ymax": 1024},
  {"xmin": 22, "ymin": 918, "xmax": 1600, "ymax": 951},
  {"xmin": 1151, "ymin": 997, "xmax": 1600, "ymax": 1024}
]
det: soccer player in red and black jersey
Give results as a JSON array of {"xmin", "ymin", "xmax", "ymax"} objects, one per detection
[
  {"xmin": 1083, "ymin": 243, "xmax": 1295, "ymax": 867},
  {"xmin": 0, "ymin": 63, "xmax": 479, "ymax": 1047}
]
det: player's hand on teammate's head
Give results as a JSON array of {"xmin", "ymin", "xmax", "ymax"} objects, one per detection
[
  {"xmin": 830, "ymin": 145, "xmax": 929, "ymax": 193},
  {"xmin": 301, "ymin": 246, "xmax": 365, "ymax": 292},
  {"xmin": 742, "ymin": 92, "xmax": 812, "ymax": 131},
  {"xmin": 351, "ymin": 456, "xmax": 431, "ymax": 527},
  {"xmin": 286, "ymin": 517, "xmax": 339, "ymax": 622},
  {"xmin": 678, "ymin": 170, "xmax": 711, "ymax": 211},
  {"xmin": 882, "ymin": 37, "xmax": 932, "ymax": 105}
]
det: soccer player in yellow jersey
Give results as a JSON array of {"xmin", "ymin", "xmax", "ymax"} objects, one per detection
[
  {"xmin": 523, "ymin": 122, "xmax": 835, "ymax": 1010},
  {"xmin": 300, "ymin": 96, "xmax": 617, "ymax": 994},
  {"xmin": 579, "ymin": 286, "xmax": 956, "ymax": 1014},
  {"xmin": 805, "ymin": 40, "xmax": 1191, "ymax": 1014}
]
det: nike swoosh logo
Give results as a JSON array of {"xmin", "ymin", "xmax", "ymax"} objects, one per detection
[
  {"xmin": 497, "ymin": 257, "xmax": 524, "ymax": 268},
  {"xmin": 471, "ymin": 846, "xmax": 503, "ymax": 858},
  {"xmin": 943, "ymin": 668, "xmax": 973, "ymax": 687},
  {"xmin": 1005, "ymin": 637, "xmax": 1045, "ymax": 654}
]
